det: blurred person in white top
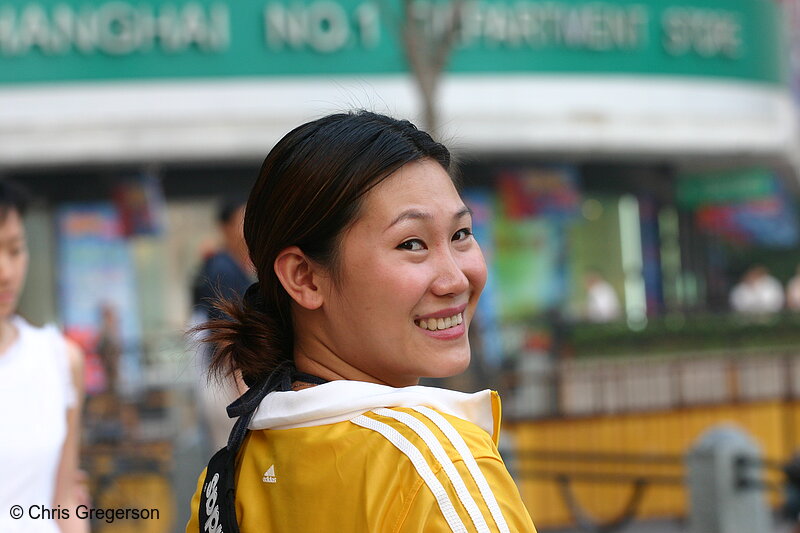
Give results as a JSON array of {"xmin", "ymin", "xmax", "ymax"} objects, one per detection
[
  {"xmin": 730, "ymin": 265, "xmax": 784, "ymax": 315},
  {"xmin": 584, "ymin": 270, "xmax": 622, "ymax": 323},
  {"xmin": 0, "ymin": 180, "xmax": 87, "ymax": 533}
]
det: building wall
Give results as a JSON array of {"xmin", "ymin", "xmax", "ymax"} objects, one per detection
[{"xmin": 0, "ymin": 0, "xmax": 793, "ymax": 168}]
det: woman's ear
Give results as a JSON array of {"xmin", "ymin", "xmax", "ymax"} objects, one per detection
[{"xmin": 274, "ymin": 246, "xmax": 325, "ymax": 310}]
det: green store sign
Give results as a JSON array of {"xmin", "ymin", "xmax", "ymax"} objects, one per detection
[
  {"xmin": 0, "ymin": 0, "xmax": 785, "ymax": 84},
  {"xmin": 677, "ymin": 168, "xmax": 777, "ymax": 209}
]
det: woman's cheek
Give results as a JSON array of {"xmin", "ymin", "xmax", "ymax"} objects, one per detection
[{"xmin": 465, "ymin": 249, "xmax": 488, "ymax": 293}]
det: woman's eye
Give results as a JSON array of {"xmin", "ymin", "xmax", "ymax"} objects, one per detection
[
  {"xmin": 453, "ymin": 228, "xmax": 473, "ymax": 241},
  {"xmin": 398, "ymin": 239, "xmax": 425, "ymax": 251}
]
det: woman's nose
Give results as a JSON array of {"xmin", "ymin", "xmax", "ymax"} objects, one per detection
[
  {"xmin": 430, "ymin": 249, "xmax": 469, "ymax": 296},
  {"xmin": 0, "ymin": 255, "xmax": 11, "ymax": 282}
]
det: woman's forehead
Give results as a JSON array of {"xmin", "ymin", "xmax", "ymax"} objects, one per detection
[
  {"xmin": 362, "ymin": 160, "xmax": 463, "ymax": 219},
  {"xmin": 0, "ymin": 208, "xmax": 24, "ymax": 235}
]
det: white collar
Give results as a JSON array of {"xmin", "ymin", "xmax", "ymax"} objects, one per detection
[{"xmin": 249, "ymin": 380, "xmax": 497, "ymax": 436}]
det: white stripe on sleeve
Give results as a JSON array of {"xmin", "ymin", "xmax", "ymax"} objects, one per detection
[
  {"xmin": 351, "ymin": 415, "xmax": 467, "ymax": 533},
  {"xmin": 412, "ymin": 406, "xmax": 511, "ymax": 533},
  {"xmin": 374, "ymin": 408, "xmax": 491, "ymax": 533}
]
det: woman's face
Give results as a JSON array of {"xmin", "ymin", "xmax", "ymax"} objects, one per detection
[
  {"xmin": 318, "ymin": 159, "xmax": 487, "ymax": 387},
  {"xmin": 0, "ymin": 209, "xmax": 28, "ymax": 321}
]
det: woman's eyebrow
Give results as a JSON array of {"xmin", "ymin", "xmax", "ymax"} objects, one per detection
[
  {"xmin": 386, "ymin": 206, "xmax": 472, "ymax": 231},
  {"xmin": 0, "ymin": 235, "xmax": 24, "ymax": 246},
  {"xmin": 387, "ymin": 209, "xmax": 431, "ymax": 229},
  {"xmin": 456, "ymin": 206, "xmax": 473, "ymax": 220}
]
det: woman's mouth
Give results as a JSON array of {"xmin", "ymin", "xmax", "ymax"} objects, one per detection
[{"xmin": 414, "ymin": 312, "xmax": 463, "ymax": 331}]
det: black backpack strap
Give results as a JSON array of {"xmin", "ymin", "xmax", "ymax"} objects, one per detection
[
  {"xmin": 199, "ymin": 446, "xmax": 239, "ymax": 533},
  {"xmin": 197, "ymin": 362, "xmax": 323, "ymax": 533},
  {"xmin": 224, "ymin": 362, "xmax": 293, "ymax": 451}
]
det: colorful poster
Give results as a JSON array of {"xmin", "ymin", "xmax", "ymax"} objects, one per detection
[
  {"xmin": 494, "ymin": 217, "xmax": 564, "ymax": 320},
  {"xmin": 57, "ymin": 204, "xmax": 142, "ymax": 394},
  {"xmin": 497, "ymin": 167, "xmax": 580, "ymax": 221},
  {"xmin": 695, "ymin": 198, "xmax": 799, "ymax": 247},
  {"xmin": 680, "ymin": 169, "xmax": 799, "ymax": 248},
  {"xmin": 113, "ymin": 173, "xmax": 167, "ymax": 237},
  {"xmin": 493, "ymin": 167, "xmax": 578, "ymax": 320}
]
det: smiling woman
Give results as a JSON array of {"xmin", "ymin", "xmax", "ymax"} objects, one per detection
[
  {"xmin": 187, "ymin": 111, "xmax": 536, "ymax": 533},
  {"xmin": 287, "ymin": 159, "xmax": 487, "ymax": 387}
]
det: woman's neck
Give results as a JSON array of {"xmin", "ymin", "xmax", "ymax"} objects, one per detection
[
  {"xmin": 293, "ymin": 340, "xmax": 388, "ymax": 386},
  {"xmin": 0, "ymin": 318, "xmax": 19, "ymax": 357},
  {"xmin": 292, "ymin": 341, "xmax": 418, "ymax": 388}
]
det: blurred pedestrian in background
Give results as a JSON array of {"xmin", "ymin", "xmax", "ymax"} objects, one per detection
[
  {"xmin": 0, "ymin": 179, "xmax": 88, "ymax": 533},
  {"xmin": 190, "ymin": 196, "xmax": 253, "ymax": 450},
  {"xmin": 729, "ymin": 265, "xmax": 784, "ymax": 315},
  {"xmin": 186, "ymin": 111, "xmax": 535, "ymax": 532},
  {"xmin": 95, "ymin": 303, "xmax": 121, "ymax": 397},
  {"xmin": 584, "ymin": 269, "xmax": 622, "ymax": 323}
]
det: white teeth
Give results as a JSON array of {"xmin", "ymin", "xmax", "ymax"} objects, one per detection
[{"xmin": 416, "ymin": 313, "xmax": 463, "ymax": 331}]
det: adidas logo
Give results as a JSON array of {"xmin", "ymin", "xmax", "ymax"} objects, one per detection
[{"xmin": 262, "ymin": 465, "xmax": 277, "ymax": 484}]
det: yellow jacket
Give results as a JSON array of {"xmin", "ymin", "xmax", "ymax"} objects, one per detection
[{"xmin": 187, "ymin": 381, "xmax": 536, "ymax": 532}]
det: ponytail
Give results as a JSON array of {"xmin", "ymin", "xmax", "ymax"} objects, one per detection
[{"xmin": 197, "ymin": 282, "xmax": 293, "ymax": 387}]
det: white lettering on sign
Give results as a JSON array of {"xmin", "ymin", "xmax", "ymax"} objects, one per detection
[
  {"xmin": 662, "ymin": 8, "xmax": 741, "ymax": 59},
  {"xmin": 354, "ymin": 2, "xmax": 379, "ymax": 49},
  {"xmin": 264, "ymin": 1, "xmax": 380, "ymax": 53},
  {"xmin": 0, "ymin": 2, "xmax": 229, "ymax": 57},
  {"xmin": 410, "ymin": 1, "xmax": 648, "ymax": 51},
  {"xmin": 0, "ymin": 0, "xmax": 751, "ymax": 62}
]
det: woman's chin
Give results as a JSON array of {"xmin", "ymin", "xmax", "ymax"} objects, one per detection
[{"xmin": 424, "ymin": 351, "xmax": 472, "ymax": 379}]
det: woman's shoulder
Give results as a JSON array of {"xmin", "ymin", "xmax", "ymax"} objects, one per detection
[
  {"xmin": 348, "ymin": 407, "xmax": 532, "ymax": 533},
  {"xmin": 14, "ymin": 316, "xmax": 83, "ymax": 376},
  {"xmin": 351, "ymin": 405, "xmax": 500, "ymax": 464},
  {"xmin": 13, "ymin": 315, "xmax": 61, "ymax": 338},
  {"xmin": 12, "ymin": 316, "xmax": 63, "ymax": 355},
  {"xmin": 249, "ymin": 382, "xmax": 502, "ymax": 469}
]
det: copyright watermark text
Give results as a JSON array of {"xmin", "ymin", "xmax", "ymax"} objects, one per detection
[{"xmin": 8, "ymin": 504, "xmax": 160, "ymax": 523}]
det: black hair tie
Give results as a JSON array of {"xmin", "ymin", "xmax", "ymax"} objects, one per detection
[{"xmin": 242, "ymin": 281, "xmax": 266, "ymax": 312}]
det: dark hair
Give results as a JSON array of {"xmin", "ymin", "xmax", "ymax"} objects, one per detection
[
  {"xmin": 0, "ymin": 179, "xmax": 31, "ymax": 221},
  {"xmin": 200, "ymin": 111, "xmax": 451, "ymax": 385}
]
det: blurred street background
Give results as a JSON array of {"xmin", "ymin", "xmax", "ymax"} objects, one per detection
[{"xmin": 4, "ymin": 0, "xmax": 800, "ymax": 531}]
